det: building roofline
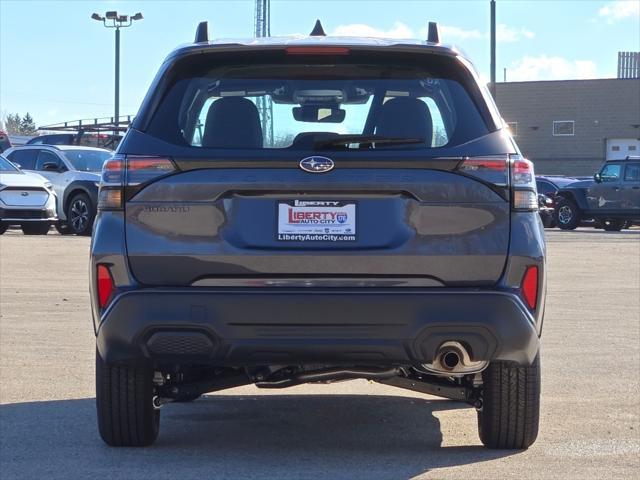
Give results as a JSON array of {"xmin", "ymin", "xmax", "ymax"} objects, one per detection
[{"xmin": 498, "ymin": 77, "xmax": 637, "ymax": 86}]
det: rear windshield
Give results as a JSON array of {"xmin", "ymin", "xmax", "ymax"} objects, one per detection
[
  {"xmin": 61, "ymin": 150, "xmax": 112, "ymax": 172},
  {"xmin": 145, "ymin": 51, "xmax": 491, "ymax": 152}
]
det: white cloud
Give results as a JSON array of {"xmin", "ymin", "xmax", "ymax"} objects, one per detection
[
  {"xmin": 507, "ymin": 55, "xmax": 599, "ymax": 81},
  {"xmin": 334, "ymin": 22, "xmax": 534, "ymax": 43},
  {"xmin": 420, "ymin": 23, "xmax": 534, "ymax": 43},
  {"xmin": 496, "ymin": 24, "xmax": 535, "ymax": 42},
  {"xmin": 332, "ymin": 21, "xmax": 414, "ymax": 39},
  {"xmin": 599, "ymin": 1, "xmax": 640, "ymax": 23}
]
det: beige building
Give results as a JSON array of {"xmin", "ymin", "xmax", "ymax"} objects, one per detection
[{"xmin": 494, "ymin": 78, "xmax": 640, "ymax": 176}]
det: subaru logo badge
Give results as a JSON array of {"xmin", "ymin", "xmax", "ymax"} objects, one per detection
[{"xmin": 299, "ymin": 156, "xmax": 334, "ymax": 173}]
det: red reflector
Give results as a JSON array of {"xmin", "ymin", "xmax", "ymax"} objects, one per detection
[
  {"xmin": 285, "ymin": 46, "xmax": 350, "ymax": 55},
  {"xmin": 97, "ymin": 264, "xmax": 115, "ymax": 309},
  {"xmin": 521, "ymin": 266, "xmax": 539, "ymax": 310}
]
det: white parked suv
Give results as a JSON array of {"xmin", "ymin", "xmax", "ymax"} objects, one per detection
[
  {"xmin": 0, "ymin": 154, "xmax": 57, "ymax": 234},
  {"xmin": 3, "ymin": 145, "xmax": 112, "ymax": 235}
]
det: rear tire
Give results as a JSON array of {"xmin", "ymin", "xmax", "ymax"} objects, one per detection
[
  {"xmin": 0, "ymin": 223, "xmax": 8, "ymax": 235},
  {"xmin": 554, "ymin": 198, "xmax": 581, "ymax": 230},
  {"xmin": 95, "ymin": 350, "xmax": 160, "ymax": 447},
  {"xmin": 21, "ymin": 223, "xmax": 50, "ymax": 235},
  {"xmin": 478, "ymin": 355, "xmax": 540, "ymax": 449},
  {"xmin": 602, "ymin": 219, "xmax": 624, "ymax": 232},
  {"xmin": 66, "ymin": 193, "xmax": 95, "ymax": 236},
  {"xmin": 54, "ymin": 222, "xmax": 72, "ymax": 235}
]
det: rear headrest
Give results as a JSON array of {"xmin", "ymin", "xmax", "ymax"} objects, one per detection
[
  {"xmin": 202, "ymin": 97, "xmax": 263, "ymax": 149},
  {"xmin": 375, "ymin": 97, "xmax": 432, "ymax": 147}
]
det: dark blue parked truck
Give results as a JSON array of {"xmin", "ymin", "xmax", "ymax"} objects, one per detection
[{"xmin": 554, "ymin": 156, "xmax": 640, "ymax": 231}]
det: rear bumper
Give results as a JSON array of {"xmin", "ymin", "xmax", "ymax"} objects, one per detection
[{"xmin": 96, "ymin": 288, "xmax": 540, "ymax": 367}]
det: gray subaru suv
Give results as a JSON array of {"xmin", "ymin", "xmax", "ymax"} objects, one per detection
[{"xmin": 90, "ymin": 22, "xmax": 545, "ymax": 449}]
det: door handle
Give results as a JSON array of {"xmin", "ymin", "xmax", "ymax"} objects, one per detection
[
  {"xmin": 632, "ymin": 186, "xmax": 640, "ymax": 190},
  {"xmin": 613, "ymin": 187, "xmax": 620, "ymax": 191}
]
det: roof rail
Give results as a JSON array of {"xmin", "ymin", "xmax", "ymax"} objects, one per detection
[
  {"xmin": 427, "ymin": 21, "xmax": 440, "ymax": 43},
  {"xmin": 195, "ymin": 21, "xmax": 209, "ymax": 43},
  {"xmin": 310, "ymin": 19, "xmax": 326, "ymax": 36}
]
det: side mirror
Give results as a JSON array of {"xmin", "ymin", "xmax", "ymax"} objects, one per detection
[
  {"xmin": 13, "ymin": 162, "xmax": 22, "ymax": 169},
  {"xmin": 42, "ymin": 162, "xmax": 61, "ymax": 172},
  {"xmin": 593, "ymin": 173, "xmax": 601, "ymax": 183}
]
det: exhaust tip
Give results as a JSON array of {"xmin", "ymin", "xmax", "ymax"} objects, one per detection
[
  {"xmin": 441, "ymin": 350, "xmax": 461, "ymax": 370},
  {"xmin": 419, "ymin": 341, "xmax": 488, "ymax": 376}
]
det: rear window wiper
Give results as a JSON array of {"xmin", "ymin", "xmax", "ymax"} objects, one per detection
[{"xmin": 313, "ymin": 134, "xmax": 425, "ymax": 149}]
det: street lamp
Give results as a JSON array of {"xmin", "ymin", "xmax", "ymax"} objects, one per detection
[{"xmin": 91, "ymin": 11, "xmax": 143, "ymax": 127}]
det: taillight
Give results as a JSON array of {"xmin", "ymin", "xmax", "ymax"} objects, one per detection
[
  {"xmin": 510, "ymin": 155, "xmax": 538, "ymax": 211},
  {"xmin": 97, "ymin": 155, "xmax": 176, "ymax": 211},
  {"xmin": 126, "ymin": 156, "xmax": 176, "ymax": 186},
  {"xmin": 456, "ymin": 155, "xmax": 538, "ymax": 211},
  {"xmin": 98, "ymin": 155, "xmax": 124, "ymax": 210},
  {"xmin": 456, "ymin": 156, "xmax": 509, "ymax": 186},
  {"xmin": 521, "ymin": 265, "xmax": 539, "ymax": 310},
  {"xmin": 96, "ymin": 264, "xmax": 115, "ymax": 309}
]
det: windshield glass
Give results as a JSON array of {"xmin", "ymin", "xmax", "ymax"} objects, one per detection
[
  {"xmin": 61, "ymin": 150, "xmax": 112, "ymax": 172},
  {"xmin": 146, "ymin": 53, "xmax": 490, "ymax": 152},
  {"xmin": 0, "ymin": 155, "xmax": 20, "ymax": 172}
]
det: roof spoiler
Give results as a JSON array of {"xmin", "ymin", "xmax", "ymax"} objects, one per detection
[
  {"xmin": 427, "ymin": 21, "xmax": 440, "ymax": 43},
  {"xmin": 195, "ymin": 21, "xmax": 209, "ymax": 43}
]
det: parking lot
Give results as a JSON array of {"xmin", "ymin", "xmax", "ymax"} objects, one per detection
[{"xmin": 0, "ymin": 229, "xmax": 638, "ymax": 479}]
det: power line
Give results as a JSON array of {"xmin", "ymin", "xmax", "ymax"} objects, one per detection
[{"xmin": 0, "ymin": 91, "xmax": 138, "ymax": 108}]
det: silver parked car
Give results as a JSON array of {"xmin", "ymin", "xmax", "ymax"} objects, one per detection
[
  {"xmin": 0, "ymin": 154, "xmax": 57, "ymax": 235},
  {"xmin": 3, "ymin": 145, "xmax": 112, "ymax": 235}
]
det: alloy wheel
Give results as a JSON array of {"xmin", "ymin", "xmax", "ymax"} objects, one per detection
[
  {"xmin": 558, "ymin": 205, "xmax": 573, "ymax": 225},
  {"xmin": 70, "ymin": 199, "xmax": 89, "ymax": 232}
]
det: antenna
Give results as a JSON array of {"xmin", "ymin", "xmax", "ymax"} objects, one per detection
[
  {"xmin": 427, "ymin": 22, "xmax": 440, "ymax": 43},
  {"xmin": 194, "ymin": 21, "xmax": 209, "ymax": 43},
  {"xmin": 310, "ymin": 19, "xmax": 326, "ymax": 36}
]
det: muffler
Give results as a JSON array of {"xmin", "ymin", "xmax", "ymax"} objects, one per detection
[{"xmin": 420, "ymin": 341, "xmax": 488, "ymax": 376}]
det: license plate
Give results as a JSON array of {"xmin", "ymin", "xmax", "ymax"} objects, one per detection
[{"xmin": 277, "ymin": 200, "xmax": 357, "ymax": 242}]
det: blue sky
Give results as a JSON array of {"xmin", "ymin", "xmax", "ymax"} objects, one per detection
[{"xmin": 1, "ymin": 0, "xmax": 638, "ymax": 127}]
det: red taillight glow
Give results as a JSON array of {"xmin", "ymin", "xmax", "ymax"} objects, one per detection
[
  {"xmin": 126, "ymin": 156, "xmax": 175, "ymax": 186},
  {"xmin": 460, "ymin": 158, "xmax": 507, "ymax": 171},
  {"xmin": 97, "ymin": 264, "xmax": 115, "ymax": 309},
  {"xmin": 457, "ymin": 156, "xmax": 509, "ymax": 185},
  {"xmin": 512, "ymin": 157, "xmax": 535, "ymax": 186},
  {"xmin": 521, "ymin": 265, "xmax": 539, "ymax": 310},
  {"xmin": 285, "ymin": 46, "xmax": 350, "ymax": 55}
]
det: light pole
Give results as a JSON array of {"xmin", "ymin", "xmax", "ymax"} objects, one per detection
[{"xmin": 91, "ymin": 11, "xmax": 143, "ymax": 127}]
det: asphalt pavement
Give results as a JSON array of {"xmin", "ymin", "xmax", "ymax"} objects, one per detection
[{"xmin": 0, "ymin": 228, "xmax": 638, "ymax": 479}]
